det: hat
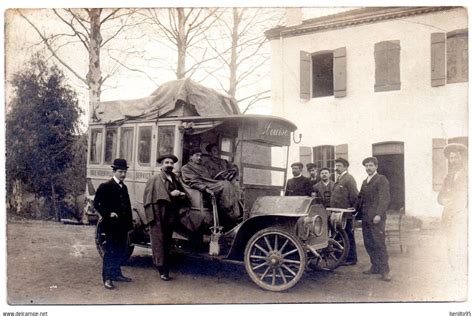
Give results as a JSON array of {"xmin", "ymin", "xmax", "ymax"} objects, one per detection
[
  {"xmin": 335, "ymin": 157, "xmax": 349, "ymax": 167},
  {"xmin": 157, "ymin": 153, "xmax": 178, "ymax": 164},
  {"xmin": 319, "ymin": 167, "xmax": 330, "ymax": 173},
  {"xmin": 306, "ymin": 163, "xmax": 317, "ymax": 170},
  {"xmin": 189, "ymin": 148, "xmax": 202, "ymax": 156},
  {"xmin": 111, "ymin": 158, "xmax": 129, "ymax": 170},
  {"xmin": 205, "ymin": 143, "xmax": 219, "ymax": 153},
  {"xmin": 443, "ymin": 143, "xmax": 467, "ymax": 158},
  {"xmin": 362, "ymin": 157, "xmax": 378, "ymax": 166},
  {"xmin": 291, "ymin": 162, "xmax": 304, "ymax": 168}
]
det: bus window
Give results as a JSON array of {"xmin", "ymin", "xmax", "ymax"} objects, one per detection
[
  {"xmin": 156, "ymin": 125, "xmax": 175, "ymax": 165},
  {"xmin": 90, "ymin": 128, "xmax": 103, "ymax": 164},
  {"xmin": 119, "ymin": 127, "xmax": 134, "ymax": 163},
  {"xmin": 138, "ymin": 126, "xmax": 152, "ymax": 166},
  {"xmin": 104, "ymin": 128, "xmax": 118, "ymax": 163}
]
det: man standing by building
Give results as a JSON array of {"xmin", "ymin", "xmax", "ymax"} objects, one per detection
[
  {"xmin": 306, "ymin": 163, "xmax": 320, "ymax": 188},
  {"xmin": 313, "ymin": 168, "xmax": 334, "ymax": 207},
  {"xmin": 94, "ymin": 158, "xmax": 133, "ymax": 290},
  {"xmin": 143, "ymin": 153, "xmax": 187, "ymax": 281},
  {"xmin": 358, "ymin": 157, "xmax": 391, "ymax": 281},
  {"xmin": 330, "ymin": 157, "xmax": 358, "ymax": 265},
  {"xmin": 437, "ymin": 143, "xmax": 467, "ymax": 282},
  {"xmin": 285, "ymin": 162, "xmax": 311, "ymax": 196}
]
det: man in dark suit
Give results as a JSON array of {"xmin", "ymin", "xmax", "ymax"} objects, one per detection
[
  {"xmin": 285, "ymin": 162, "xmax": 311, "ymax": 196},
  {"xmin": 330, "ymin": 157, "xmax": 359, "ymax": 265},
  {"xmin": 94, "ymin": 158, "xmax": 133, "ymax": 290},
  {"xmin": 313, "ymin": 167, "xmax": 334, "ymax": 207},
  {"xmin": 306, "ymin": 163, "xmax": 320, "ymax": 188},
  {"xmin": 143, "ymin": 153, "xmax": 187, "ymax": 281},
  {"xmin": 357, "ymin": 157, "xmax": 391, "ymax": 281}
]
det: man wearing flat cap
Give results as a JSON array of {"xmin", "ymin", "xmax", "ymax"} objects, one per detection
[
  {"xmin": 143, "ymin": 153, "xmax": 188, "ymax": 281},
  {"xmin": 285, "ymin": 162, "xmax": 312, "ymax": 196},
  {"xmin": 357, "ymin": 156, "xmax": 391, "ymax": 281},
  {"xmin": 94, "ymin": 158, "xmax": 133, "ymax": 290},
  {"xmin": 182, "ymin": 148, "xmax": 241, "ymax": 228},
  {"xmin": 330, "ymin": 157, "xmax": 359, "ymax": 265},
  {"xmin": 437, "ymin": 143, "xmax": 468, "ymax": 278}
]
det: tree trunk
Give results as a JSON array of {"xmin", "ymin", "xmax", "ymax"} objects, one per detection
[
  {"xmin": 51, "ymin": 179, "xmax": 60, "ymax": 221},
  {"xmin": 228, "ymin": 8, "xmax": 241, "ymax": 97},
  {"xmin": 176, "ymin": 8, "xmax": 187, "ymax": 79},
  {"xmin": 12, "ymin": 179, "xmax": 23, "ymax": 214},
  {"xmin": 87, "ymin": 9, "xmax": 103, "ymax": 121}
]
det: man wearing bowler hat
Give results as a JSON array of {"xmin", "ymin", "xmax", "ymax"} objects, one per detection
[
  {"xmin": 94, "ymin": 158, "xmax": 133, "ymax": 290},
  {"xmin": 143, "ymin": 153, "xmax": 187, "ymax": 281},
  {"xmin": 330, "ymin": 157, "xmax": 359, "ymax": 265},
  {"xmin": 358, "ymin": 157, "xmax": 391, "ymax": 281},
  {"xmin": 285, "ymin": 162, "xmax": 312, "ymax": 196}
]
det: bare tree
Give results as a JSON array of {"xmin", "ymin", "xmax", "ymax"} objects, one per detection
[
  {"xmin": 204, "ymin": 8, "xmax": 284, "ymax": 113},
  {"xmin": 139, "ymin": 8, "xmax": 221, "ymax": 80},
  {"xmin": 17, "ymin": 8, "xmax": 138, "ymax": 121}
]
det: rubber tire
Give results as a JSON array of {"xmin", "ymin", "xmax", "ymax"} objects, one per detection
[{"xmin": 244, "ymin": 227, "xmax": 306, "ymax": 292}]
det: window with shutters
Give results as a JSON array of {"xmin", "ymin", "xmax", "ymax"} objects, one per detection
[
  {"xmin": 447, "ymin": 29, "xmax": 468, "ymax": 84},
  {"xmin": 374, "ymin": 40, "xmax": 401, "ymax": 92},
  {"xmin": 312, "ymin": 52, "xmax": 334, "ymax": 97},
  {"xmin": 300, "ymin": 47, "xmax": 346, "ymax": 100},
  {"xmin": 313, "ymin": 145, "xmax": 335, "ymax": 179}
]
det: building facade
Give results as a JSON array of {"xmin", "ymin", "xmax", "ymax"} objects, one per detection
[{"xmin": 266, "ymin": 7, "xmax": 468, "ymax": 218}]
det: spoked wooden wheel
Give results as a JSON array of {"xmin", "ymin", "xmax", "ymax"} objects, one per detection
[
  {"xmin": 315, "ymin": 227, "xmax": 349, "ymax": 271},
  {"xmin": 244, "ymin": 228, "xmax": 306, "ymax": 291}
]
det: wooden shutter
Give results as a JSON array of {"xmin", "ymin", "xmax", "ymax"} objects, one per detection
[
  {"xmin": 300, "ymin": 51, "xmax": 311, "ymax": 100},
  {"xmin": 432, "ymin": 138, "xmax": 447, "ymax": 191},
  {"xmin": 431, "ymin": 33, "xmax": 446, "ymax": 87},
  {"xmin": 299, "ymin": 146, "xmax": 312, "ymax": 176},
  {"xmin": 333, "ymin": 47, "xmax": 347, "ymax": 98},
  {"xmin": 374, "ymin": 40, "xmax": 401, "ymax": 92},
  {"xmin": 335, "ymin": 144, "xmax": 348, "ymax": 162}
]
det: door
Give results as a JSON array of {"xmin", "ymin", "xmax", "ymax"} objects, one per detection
[{"xmin": 372, "ymin": 142, "xmax": 405, "ymax": 213}]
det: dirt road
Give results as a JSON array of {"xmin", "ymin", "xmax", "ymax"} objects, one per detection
[{"xmin": 6, "ymin": 218, "xmax": 467, "ymax": 305}]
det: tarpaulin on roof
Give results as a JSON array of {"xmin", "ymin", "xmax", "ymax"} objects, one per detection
[{"xmin": 94, "ymin": 78, "xmax": 240, "ymax": 123}]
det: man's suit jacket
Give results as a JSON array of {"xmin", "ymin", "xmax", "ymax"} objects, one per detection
[
  {"xmin": 313, "ymin": 180, "xmax": 335, "ymax": 207},
  {"xmin": 285, "ymin": 176, "xmax": 311, "ymax": 196},
  {"xmin": 357, "ymin": 173, "xmax": 391, "ymax": 223},
  {"xmin": 330, "ymin": 172, "xmax": 359, "ymax": 209},
  {"xmin": 94, "ymin": 178, "xmax": 133, "ymax": 235}
]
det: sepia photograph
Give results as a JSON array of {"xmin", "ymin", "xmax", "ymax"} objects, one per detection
[{"xmin": 1, "ymin": 1, "xmax": 471, "ymax": 315}]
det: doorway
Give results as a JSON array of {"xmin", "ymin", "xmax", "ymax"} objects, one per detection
[{"xmin": 372, "ymin": 142, "xmax": 405, "ymax": 213}]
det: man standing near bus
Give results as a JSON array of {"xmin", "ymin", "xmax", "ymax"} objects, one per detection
[
  {"xmin": 358, "ymin": 157, "xmax": 391, "ymax": 281},
  {"xmin": 330, "ymin": 157, "xmax": 359, "ymax": 266},
  {"xmin": 94, "ymin": 158, "xmax": 133, "ymax": 290},
  {"xmin": 143, "ymin": 153, "xmax": 187, "ymax": 281},
  {"xmin": 285, "ymin": 162, "xmax": 311, "ymax": 196}
]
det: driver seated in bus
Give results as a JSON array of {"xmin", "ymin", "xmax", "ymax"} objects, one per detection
[
  {"xmin": 203, "ymin": 143, "xmax": 239, "ymax": 180},
  {"xmin": 181, "ymin": 148, "xmax": 242, "ymax": 228}
]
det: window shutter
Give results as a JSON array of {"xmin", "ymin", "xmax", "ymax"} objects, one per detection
[
  {"xmin": 431, "ymin": 33, "xmax": 446, "ymax": 87},
  {"xmin": 333, "ymin": 47, "xmax": 347, "ymax": 98},
  {"xmin": 300, "ymin": 51, "xmax": 311, "ymax": 100},
  {"xmin": 432, "ymin": 138, "xmax": 447, "ymax": 191},
  {"xmin": 374, "ymin": 40, "xmax": 401, "ymax": 92},
  {"xmin": 335, "ymin": 144, "xmax": 348, "ymax": 162},
  {"xmin": 299, "ymin": 146, "xmax": 312, "ymax": 176}
]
